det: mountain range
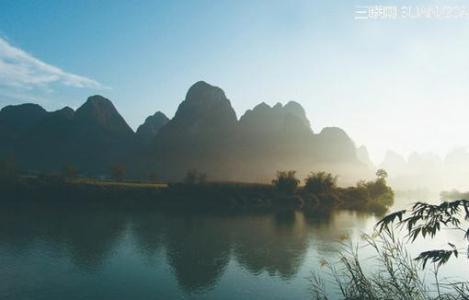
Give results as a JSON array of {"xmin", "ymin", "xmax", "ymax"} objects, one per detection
[
  {"xmin": 379, "ymin": 149, "xmax": 469, "ymax": 191},
  {"xmin": 0, "ymin": 81, "xmax": 370, "ymax": 183}
]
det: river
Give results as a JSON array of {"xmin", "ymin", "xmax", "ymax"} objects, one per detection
[{"xmin": 1, "ymin": 197, "xmax": 468, "ymax": 299}]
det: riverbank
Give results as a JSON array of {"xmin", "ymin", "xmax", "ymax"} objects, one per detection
[{"xmin": 0, "ymin": 172, "xmax": 394, "ymax": 215}]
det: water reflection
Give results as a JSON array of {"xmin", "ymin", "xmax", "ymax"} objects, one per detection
[
  {"xmin": 0, "ymin": 206, "xmax": 127, "ymax": 270},
  {"xmin": 165, "ymin": 215, "xmax": 232, "ymax": 292},
  {"xmin": 232, "ymin": 211, "xmax": 308, "ymax": 279},
  {"xmin": 304, "ymin": 210, "xmax": 376, "ymax": 254},
  {"xmin": 0, "ymin": 205, "xmax": 375, "ymax": 296}
]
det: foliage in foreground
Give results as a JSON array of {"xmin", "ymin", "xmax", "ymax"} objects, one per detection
[
  {"xmin": 377, "ymin": 200, "xmax": 469, "ymax": 268},
  {"xmin": 313, "ymin": 195, "xmax": 469, "ymax": 300},
  {"xmin": 311, "ymin": 229, "xmax": 469, "ymax": 300}
]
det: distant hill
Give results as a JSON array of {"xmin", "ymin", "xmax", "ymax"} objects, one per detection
[
  {"xmin": 0, "ymin": 103, "xmax": 47, "ymax": 142},
  {"xmin": 136, "ymin": 111, "xmax": 169, "ymax": 143},
  {"xmin": 0, "ymin": 81, "xmax": 370, "ymax": 182},
  {"xmin": 378, "ymin": 150, "xmax": 469, "ymax": 192},
  {"xmin": 0, "ymin": 95, "xmax": 135, "ymax": 174}
]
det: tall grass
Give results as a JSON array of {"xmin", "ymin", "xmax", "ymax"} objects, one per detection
[{"xmin": 311, "ymin": 229, "xmax": 469, "ymax": 300}]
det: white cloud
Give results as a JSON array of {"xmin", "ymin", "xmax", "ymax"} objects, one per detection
[{"xmin": 0, "ymin": 37, "xmax": 104, "ymax": 89}]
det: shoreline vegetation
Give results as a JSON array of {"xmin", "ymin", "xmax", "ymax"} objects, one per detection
[
  {"xmin": 0, "ymin": 162, "xmax": 394, "ymax": 214},
  {"xmin": 312, "ymin": 229, "xmax": 469, "ymax": 300},
  {"xmin": 313, "ymin": 198, "xmax": 469, "ymax": 299}
]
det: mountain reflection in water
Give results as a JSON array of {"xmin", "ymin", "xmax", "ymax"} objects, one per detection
[{"xmin": 0, "ymin": 205, "xmax": 375, "ymax": 300}]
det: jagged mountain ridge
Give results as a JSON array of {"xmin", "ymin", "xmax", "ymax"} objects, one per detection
[
  {"xmin": 0, "ymin": 81, "xmax": 369, "ymax": 182},
  {"xmin": 143, "ymin": 81, "xmax": 368, "ymax": 182}
]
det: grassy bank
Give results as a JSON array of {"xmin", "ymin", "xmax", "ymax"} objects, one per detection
[{"xmin": 0, "ymin": 169, "xmax": 394, "ymax": 214}]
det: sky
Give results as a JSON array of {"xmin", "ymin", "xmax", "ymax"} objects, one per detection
[{"xmin": 1, "ymin": 0, "xmax": 469, "ymax": 163}]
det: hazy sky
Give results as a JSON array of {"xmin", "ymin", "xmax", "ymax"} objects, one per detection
[{"xmin": 1, "ymin": 0, "xmax": 469, "ymax": 163}]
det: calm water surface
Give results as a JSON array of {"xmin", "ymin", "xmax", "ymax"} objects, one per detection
[{"xmin": 1, "ymin": 199, "xmax": 468, "ymax": 300}]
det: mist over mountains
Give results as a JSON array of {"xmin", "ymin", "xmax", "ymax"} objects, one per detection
[
  {"xmin": 380, "ymin": 149, "xmax": 469, "ymax": 192},
  {"xmin": 0, "ymin": 81, "xmax": 370, "ymax": 183}
]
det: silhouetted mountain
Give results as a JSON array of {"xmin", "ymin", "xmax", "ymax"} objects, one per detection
[
  {"xmin": 31, "ymin": 107, "xmax": 75, "ymax": 137},
  {"xmin": 0, "ymin": 103, "xmax": 47, "ymax": 143},
  {"xmin": 239, "ymin": 101, "xmax": 311, "ymax": 137},
  {"xmin": 407, "ymin": 152, "xmax": 442, "ymax": 171},
  {"xmin": 381, "ymin": 150, "xmax": 407, "ymax": 172},
  {"xmin": 379, "ymin": 150, "xmax": 450, "ymax": 191},
  {"xmin": 136, "ymin": 111, "xmax": 169, "ymax": 143},
  {"xmin": 146, "ymin": 82, "xmax": 365, "ymax": 182},
  {"xmin": 0, "ymin": 81, "xmax": 369, "ymax": 182},
  {"xmin": 17, "ymin": 107, "xmax": 76, "ymax": 169},
  {"xmin": 68, "ymin": 95, "xmax": 135, "ymax": 172},
  {"xmin": 74, "ymin": 95, "xmax": 133, "ymax": 136},
  {"xmin": 150, "ymin": 81, "xmax": 238, "ymax": 180},
  {"xmin": 445, "ymin": 148, "xmax": 469, "ymax": 169},
  {"xmin": 1, "ymin": 95, "xmax": 135, "ymax": 174},
  {"xmin": 0, "ymin": 103, "xmax": 48, "ymax": 158},
  {"xmin": 356, "ymin": 145, "xmax": 373, "ymax": 167},
  {"xmin": 314, "ymin": 127, "xmax": 357, "ymax": 162},
  {"xmin": 0, "ymin": 103, "xmax": 47, "ymax": 133},
  {"xmin": 235, "ymin": 101, "xmax": 316, "ymax": 181},
  {"xmin": 159, "ymin": 81, "xmax": 237, "ymax": 134}
]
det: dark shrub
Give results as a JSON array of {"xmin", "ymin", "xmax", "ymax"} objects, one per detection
[
  {"xmin": 272, "ymin": 170, "xmax": 300, "ymax": 193},
  {"xmin": 304, "ymin": 172, "xmax": 337, "ymax": 194}
]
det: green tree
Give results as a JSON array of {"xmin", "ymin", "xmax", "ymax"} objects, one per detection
[
  {"xmin": 304, "ymin": 172, "xmax": 337, "ymax": 194},
  {"xmin": 366, "ymin": 172, "xmax": 394, "ymax": 208},
  {"xmin": 272, "ymin": 170, "xmax": 300, "ymax": 193},
  {"xmin": 376, "ymin": 168, "xmax": 388, "ymax": 180},
  {"xmin": 343, "ymin": 171, "xmax": 394, "ymax": 213}
]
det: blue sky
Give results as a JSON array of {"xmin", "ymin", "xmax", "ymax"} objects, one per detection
[{"xmin": 1, "ymin": 0, "xmax": 469, "ymax": 162}]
